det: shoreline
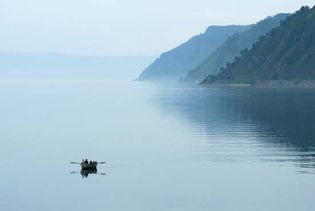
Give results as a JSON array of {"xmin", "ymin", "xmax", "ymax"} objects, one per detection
[
  {"xmin": 252, "ymin": 80, "xmax": 315, "ymax": 88},
  {"xmin": 201, "ymin": 80, "xmax": 315, "ymax": 88}
]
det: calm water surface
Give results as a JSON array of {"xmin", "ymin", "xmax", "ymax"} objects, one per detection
[{"xmin": 0, "ymin": 80, "xmax": 314, "ymax": 211}]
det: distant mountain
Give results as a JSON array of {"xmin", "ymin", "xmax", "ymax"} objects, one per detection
[
  {"xmin": 185, "ymin": 13, "xmax": 289, "ymax": 82},
  {"xmin": 0, "ymin": 53, "xmax": 154, "ymax": 79},
  {"xmin": 137, "ymin": 25, "xmax": 250, "ymax": 81},
  {"xmin": 202, "ymin": 6, "xmax": 315, "ymax": 85}
]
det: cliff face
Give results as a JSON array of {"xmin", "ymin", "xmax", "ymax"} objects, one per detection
[
  {"xmin": 203, "ymin": 6, "xmax": 315, "ymax": 85},
  {"xmin": 137, "ymin": 25, "xmax": 250, "ymax": 81},
  {"xmin": 185, "ymin": 14, "xmax": 289, "ymax": 82}
]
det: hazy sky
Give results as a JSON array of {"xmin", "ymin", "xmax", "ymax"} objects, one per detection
[{"xmin": 0, "ymin": 0, "xmax": 314, "ymax": 56}]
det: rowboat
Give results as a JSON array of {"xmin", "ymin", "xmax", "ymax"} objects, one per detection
[
  {"xmin": 81, "ymin": 162, "xmax": 97, "ymax": 169},
  {"xmin": 71, "ymin": 160, "xmax": 106, "ymax": 170}
]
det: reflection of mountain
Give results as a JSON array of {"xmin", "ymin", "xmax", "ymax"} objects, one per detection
[
  {"xmin": 153, "ymin": 84, "xmax": 315, "ymax": 171},
  {"xmin": 240, "ymin": 89, "xmax": 315, "ymax": 149}
]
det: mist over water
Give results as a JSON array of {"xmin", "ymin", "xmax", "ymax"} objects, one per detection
[{"xmin": 0, "ymin": 80, "xmax": 314, "ymax": 211}]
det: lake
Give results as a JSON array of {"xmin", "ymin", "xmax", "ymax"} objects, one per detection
[{"xmin": 0, "ymin": 79, "xmax": 314, "ymax": 211}]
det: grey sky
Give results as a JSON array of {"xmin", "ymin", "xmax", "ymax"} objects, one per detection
[{"xmin": 0, "ymin": 0, "xmax": 313, "ymax": 56}]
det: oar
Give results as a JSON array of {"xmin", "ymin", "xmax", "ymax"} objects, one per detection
[
  {"xmin": 97, "ymin": 173, "xmax": 106, "ymax": 175},
  {"xmin": 71, "ymin": 161, "xmax": 106, "ymax": 164}
]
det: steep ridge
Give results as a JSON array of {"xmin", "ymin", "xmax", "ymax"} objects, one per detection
[
  {"xmin": 202, "ymin": 6, "xmax": 315, "ymax": 85},
  {"xmin": 185, "ymin": 14, "xmax": 289, "ymax": 82},
  {"xmin": 137, "ymin": 25, "xmax": 250, "ymax": 81}
]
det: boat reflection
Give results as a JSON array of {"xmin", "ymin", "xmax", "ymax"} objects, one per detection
[{"xmin": 71, "ymin": 169, "xmax": 106, "ymax": 178}]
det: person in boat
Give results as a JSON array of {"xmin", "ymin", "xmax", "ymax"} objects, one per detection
[{"xmin": 85, "ymin": 159, "xmax": 88, "ymax": 164}]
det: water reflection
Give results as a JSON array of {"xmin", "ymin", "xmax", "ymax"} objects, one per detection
[
  {"xmin": 153, "ymin": 83, "xmax": 315, "ymax": 173},
  {"xmin": 1, "ymin": 80, "xmax": 314, "ymax": 211},
  {"xmin": 71, "ymin": 169, "xmax": 106, "ymax": 178}
]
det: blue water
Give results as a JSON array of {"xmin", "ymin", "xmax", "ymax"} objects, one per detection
[{"xmin": 0, "ymin": 79, "xmax": 314, "ymax": 211}]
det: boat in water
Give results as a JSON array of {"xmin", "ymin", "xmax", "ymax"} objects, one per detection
[
  {"xmin": 71, "ymin": 159, "xmax": 106, "ymax": 170},
  {"xmin": 81, "ymin": 161, "xmax": 97, "ymax": 169}
]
